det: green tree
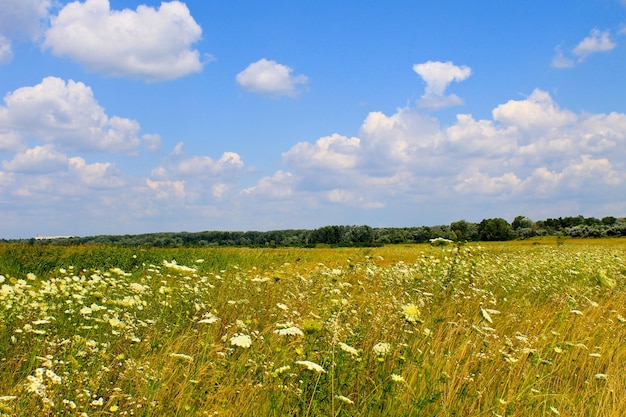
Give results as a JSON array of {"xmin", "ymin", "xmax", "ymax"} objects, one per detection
[{"xmin": 478, "ymin": 218, "xmax": 514, "ymax": 241}]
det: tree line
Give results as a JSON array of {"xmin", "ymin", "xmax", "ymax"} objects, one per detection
[{"xmin": 5, "ymin": 215, "xmax": 626, "ymax": 247}]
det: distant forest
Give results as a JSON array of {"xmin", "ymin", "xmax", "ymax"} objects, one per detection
[{"xmin": 5, "ymin": 215, "xmax": 626, "ymax": 248}]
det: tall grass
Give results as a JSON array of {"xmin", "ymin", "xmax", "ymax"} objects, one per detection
[{"xmin": 0, "ymin": 239, "xmax": 624, "ymax": 416}]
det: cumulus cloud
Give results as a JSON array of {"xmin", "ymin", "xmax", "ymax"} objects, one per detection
[
  {"xmin": 0, "ymin": 76, "xmax": 154, "ymax": 153},
  {"xmin": 445, "ymin": 114, "xmax": 518, "ymax": 156},
  {"xmin": 43, "ymin": 0, "xmax": 204, "ymax": 81},
  {"xmin": 236, "ymin": 58, "xmax": 309, "ymax": 97},
  {"xmin": 68, "ymin": 156, "xmax": 125, "ymax": 188},
  {"xmin": 2, "ymin": 145, "xmax": 67, "ymax": 173},
  {"xmin": 282, "ymin": 134, "xmax": 360, "ymax": 170},
  {"xmin": 1, "ymin": 144, "xmax": 125, "ymax": 189},
  {"xmin": 552, "ymin": 28, "xmax": 617, "ymax": 68},
  {"xmin": 360, "ymin": 108, "xmax": 443, "ymax": 170},
  {"xmin": 493, "ymin": 89, "xmax": 577, "ymax": 134},
  {"xmin": 280, "ymin": 87, "xmax": 626, "ymax": 218},
  {"xmin": 413, "ymin": 61, "xmax": 471, "ymax": 109}
]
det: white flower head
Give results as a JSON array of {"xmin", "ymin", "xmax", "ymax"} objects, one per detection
[
  {"xmin": 230, "ymin": 333, "xmax": 252, "ymax": 348},
  {"xmin": 338, "ymin": 342, "xmax": 359, "ymax": 356},
  {"xmin": 373, "ymin": 342, "xmax": 391, "ymax": 356},
  {"xmin": 296, "ymin": 360, "xmax": 326, "ymax": 373},
  {"xmin": 274, "ymin": 326, "xmax": 304, "ymax": 336}
]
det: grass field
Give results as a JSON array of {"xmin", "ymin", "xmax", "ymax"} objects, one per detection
[{"xmin": 1, "ymin": 238, "xmax": 625, "ymax": 416}]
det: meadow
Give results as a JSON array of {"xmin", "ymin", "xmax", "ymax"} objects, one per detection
[{"xmin": 0, "ymin": 238, "xmax": 624, "ymax": 416}]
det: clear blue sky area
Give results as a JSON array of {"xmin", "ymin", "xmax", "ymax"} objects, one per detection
[{"xmin": 1, "ymin": 0, "xmax": 625, "ymax": 238}]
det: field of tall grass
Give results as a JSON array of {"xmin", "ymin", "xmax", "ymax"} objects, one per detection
[{"xmin": 0, "ymin": 238, "xmax": 624, "ymax": 416}]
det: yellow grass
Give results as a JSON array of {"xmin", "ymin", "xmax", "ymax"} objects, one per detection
[{"xmin": 0, "ymin": 238, "xmax": 625, "ymax": 416}]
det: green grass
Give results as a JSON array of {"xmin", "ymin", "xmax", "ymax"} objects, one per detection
[{"xmin": 0, "ymin": 239, "xmax": 625, "ymax": 416}]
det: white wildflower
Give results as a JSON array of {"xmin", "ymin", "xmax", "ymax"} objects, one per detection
[
  {"xmin": 129, "ymin": 283, "xmax": 146, "ymax": 294},
  {"xmin": 274, "ymin": 326, "xmax": 304, "ymax": 336},
  {"xmin": 230, "ymin": 334, "xmax": 252, "ymax": 348},
  {"xmin": 296, "ymin": 360, "xmax": 326, "ymax": 373},
  {"xmin": 338, "ymin": 342, "xmax": 359, "ymax": 356},
  {"xmin": 162, "ymin": 260, "xmax": 197, "ymax": 273},
  {"xmin": 373, "ymin": 342, "xmax": 391, "ymax": 356},
  {"xmin": 198, "ymin": 313, "xmax": 219, "ymax": 324}
]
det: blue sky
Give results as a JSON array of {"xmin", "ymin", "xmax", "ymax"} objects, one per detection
[{"xmin": 1, "ymin": 0, "xmax": 626, "ymax": 238}]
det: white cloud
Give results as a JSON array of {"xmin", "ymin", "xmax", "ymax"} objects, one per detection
[
  {"xmin": 552, "ymin": 29, "xmax": 617, "ymax": 69},
  {"xmin": 2, "ymin": 145, "xmax": 67, "ymax": 173},
  {"xmin": 413, "ymin": 61, "xmax": 471, "ymax": 109},
  {"xmin": 454, "ymin": 169, "xmax": 522, "ymax": 195},
  {"xmin": 280, "ymin": 87, "xmax": 626, "ymax": 219},
  {"xmin": 69, "ymin": 157, "xmax": 125, "ymax": 188},
  {"xmin": 43, "ymin": 0, "xmax": 204, "ymax": 81},
  {"xmin": 360, "ymin": 108, "xmax": 443, "ymax": 167},
  {"xmin": 0, "ymin": 76, "xmax": 150, "ymax": 153},
  {"xmin": 572, "ymin": 29, "xmax": 616, "ymax": 61},
  {"xmin": 172, "ymin": 152, "xmax": 244, "ymax": 177},
  {"xmin": 242, "ymin": 171, "xmax": 296, "ymax": 198},
  {"xmin": 282, "ymin": 134, "xmax": 360, "ymax": 170},
  {"xmin": 492, "ymin": 89, "xmax": 576, "ymax": 134},
  {"xmin": 145, "ymin": 151, "xmax": 245, "ymax": 205},
  {"xmin": 0, "ymin": 129, "xmax": 24, "ymax": 152},
  {"xmin": 445, "ymin": 114, "xmax": 518, "ymax": 156},
  {"xmin": 146, "ymin": 178, "xmax": 185, "ymax": 200},
  {"xmin": 236, "ymin": 58, "xmax": 309, "ymax": 97}
]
